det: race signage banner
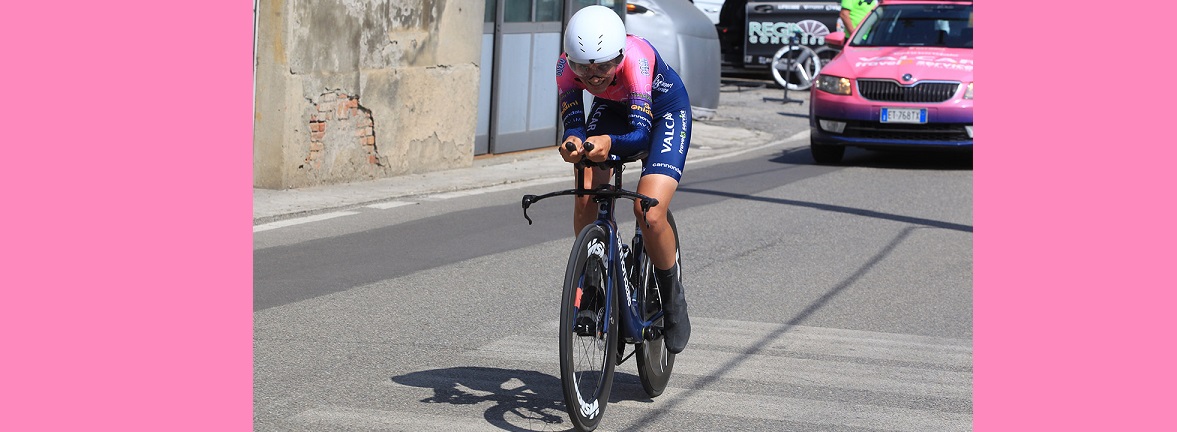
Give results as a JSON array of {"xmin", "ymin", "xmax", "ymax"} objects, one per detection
[{"xmin": 744, "ymin": 1, "xmax": 841, "ymax": 68}]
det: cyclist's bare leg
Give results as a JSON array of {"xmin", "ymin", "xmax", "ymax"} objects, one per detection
[
  {"xmin": 633, "ymin": 173, "xmax": 678, "ymax": 270},
  {"xmin": 635, "ymin": 173, "xmax": 690, "ymax": 353},
  {"xmin": 572, "ymin": 166, "xmax": 613, "ymax": 235}
]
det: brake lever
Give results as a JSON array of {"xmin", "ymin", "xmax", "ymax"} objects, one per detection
[
  {"xmin": 521, "ymin": 195, "xmax": 536, "ymax": 225},
  {"xmin": 639, "ymin": 197, "xmax": 658, "ymax": 213},
  {"xmin": 638, "ymin": 197, "xmax": 659, "ymax": 228}
]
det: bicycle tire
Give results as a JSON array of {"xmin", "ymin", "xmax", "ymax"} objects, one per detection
[
  {"xmin": 559, "ymin": 224, "xmax": 618, "ymax": 432},
  {"xmin": 635, "ymin": 211, "xmax": 679, "ymax": 397},
  {"xmin": 770, "ymin": 44, "xmax": 821, "ymax": 91}
]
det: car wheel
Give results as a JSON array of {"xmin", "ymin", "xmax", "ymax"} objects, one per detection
[{"xmin": 810, "ymin": 139, "xmax": 845, "ymax": 165}]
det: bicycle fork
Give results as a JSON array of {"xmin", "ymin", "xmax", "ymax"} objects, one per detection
[{"xmin": 618, "ymin": 225, "xmax": 666, "ymax": 344}]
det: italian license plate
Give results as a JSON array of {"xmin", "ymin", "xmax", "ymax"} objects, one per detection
[{"xmin": 881, "ymin": 108, "xmax": 927, "ymax": 124}]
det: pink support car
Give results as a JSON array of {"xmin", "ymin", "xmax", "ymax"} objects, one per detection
[{"xmin": 808, "ymin": 0, "xmax": 973, "ymax": 164}]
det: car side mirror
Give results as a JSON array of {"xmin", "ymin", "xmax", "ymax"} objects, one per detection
[{"xmin": 824, "ymin": 32, "xmax": 845, "ymax": 48}]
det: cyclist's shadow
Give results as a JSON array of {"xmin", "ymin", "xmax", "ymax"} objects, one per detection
[{"xmin": 391, "ymin": 366, "xmax": 651, "ymax": 432}]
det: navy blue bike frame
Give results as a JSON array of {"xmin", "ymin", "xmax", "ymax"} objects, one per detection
[
  {"xmin": 521, "ymin": 153, "xmax": 664, "ymax": 345},
  {"xmin": 591, "ymin": 186, "xmax": 663, "ymax": 344}
]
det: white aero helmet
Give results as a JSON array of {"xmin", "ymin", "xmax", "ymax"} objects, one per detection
[{"xmin": 563, "ymin": 5, "xmax": 627, "ymax": 64}]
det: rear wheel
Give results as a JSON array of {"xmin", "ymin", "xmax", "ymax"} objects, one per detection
[
  {"xmin": 559, "ymin": 224, "xmax": 617, "ymax": 432},
  {"xmin": 636, "ymin": 211, "xmax": 679, "ymax": 397}
]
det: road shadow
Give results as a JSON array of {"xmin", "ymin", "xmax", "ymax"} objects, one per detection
[
  {"xmin": 719, "ymin": 80, "xmax": 768, "ymax": 93},
  {"xmin": 719, "ymin": 74, "xmax": 772, "ymax": 90},
  {"xmin": 631, "ymin": 224, "xmax": 973, "ymax": 425},
  {"xmin": 390, "ymin": 366, "xmax": 652, "ymax": 431},
  {"xmin": 678, "ymin": 183, "xmax": 972, "ymax": 233},
  {"xmin": 770, "ymin": 145, "xmax": 973, "ymax": 171},
  {"xmin": 776, "ymin": 111, "xmax": 809, "ymax": 119}
]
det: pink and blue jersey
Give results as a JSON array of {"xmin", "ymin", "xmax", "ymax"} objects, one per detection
[{"xmin": 556, "ymin": 35, "xmax": 692, "ymax": 181}]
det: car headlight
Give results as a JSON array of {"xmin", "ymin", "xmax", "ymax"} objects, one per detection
[
  {"xmin": 816, "ymin": 74, "xmax": 852, "ymax": 95},
  {"xmin": 964, "ymin": 82, "xmax": 973, "ymax": 99}
]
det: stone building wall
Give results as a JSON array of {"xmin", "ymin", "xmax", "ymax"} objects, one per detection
[{"xmin": 254, "ymin": 0, "xmax": 484, "ymax": 189}]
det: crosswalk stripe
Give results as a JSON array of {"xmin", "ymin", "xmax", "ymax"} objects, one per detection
[
  {"xmin": 689, "ymin": 317, "xmax": 972, "ymax": 367},
  {"xmin": 334, "ymin": 319, "xmax": 973, "ymax": 431},
  {"xmin": 611, "ymin": 386, "xmax": 971, "ymax": 432},
  {"xmin": 475, "ymin": 318, "xmax": 971, "ymax": 364},
  {"xmin": 470, "ymin": 319, "xmax": 971, "ymax": 399},
  {"xmin": 472, "ymin": 336, "xmax": 970, "ymax": 400},
  {"xmin": 288, "ymin": 406, "xmax": 508, "ymax": 431}
]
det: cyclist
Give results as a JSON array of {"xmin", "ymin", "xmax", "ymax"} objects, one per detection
[{"xmin": 555, "ymin": 5, "xmax": 691, "ymax": 354}]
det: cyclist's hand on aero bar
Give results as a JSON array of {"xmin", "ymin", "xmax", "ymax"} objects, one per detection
[
  {"xmin": 559, "ymin": 136, "xmax": 584, "ymax": 163},
  {"xmin": 583, "ymin": 135, "xmax": 612, "ymax": 163}
]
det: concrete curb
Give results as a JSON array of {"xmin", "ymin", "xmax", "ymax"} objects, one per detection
[{"xmin": 253, "ymin": 123, "xmax": 809, "ymax": 224}]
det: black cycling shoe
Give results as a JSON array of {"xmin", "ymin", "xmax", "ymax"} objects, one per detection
[{"xmin": 656, "ymin": 264, "xmax": 691, "ymax": 354}]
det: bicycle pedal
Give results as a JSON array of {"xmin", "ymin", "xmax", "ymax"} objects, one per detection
[{"xmin": 643, "ymin": 325, "xmax": 665, "ymax": 341}]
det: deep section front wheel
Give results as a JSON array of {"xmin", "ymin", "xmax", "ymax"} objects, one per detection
[
  {"xmin": 559, "ymin": 224, "xmax": 618, "ymax": 432},
  {"xmin": 635, "ymin": 211, "xmax": 679, "ymax": 397}
]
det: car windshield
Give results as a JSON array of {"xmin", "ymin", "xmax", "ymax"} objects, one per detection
[{"xmin": 850, "ymin": 3, "xmax": 973, "ymax": 48}]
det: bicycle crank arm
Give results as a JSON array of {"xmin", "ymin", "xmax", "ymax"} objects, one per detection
[{"xmin": 643, "ymin": 325, "xmax": 664, "ymax": 341}]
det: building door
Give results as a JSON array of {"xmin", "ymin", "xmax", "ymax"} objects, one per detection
[{"xmin": 477, "ymin": 0, "xmax": 564, "ymax": 155}]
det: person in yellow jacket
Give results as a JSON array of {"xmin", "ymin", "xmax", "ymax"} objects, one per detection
[{"xmin": 840, "ymin": 0, "xmax": 878, "ymax": 38}]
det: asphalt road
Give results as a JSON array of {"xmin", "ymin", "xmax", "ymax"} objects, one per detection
[{"xmin": 254, "ymin": 81, "xmax": 973, "ymax": 431}]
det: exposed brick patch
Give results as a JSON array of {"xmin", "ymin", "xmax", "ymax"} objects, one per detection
[{"xmin": 299, "ymin": 90, "xmax": 383, "ymax": 171}]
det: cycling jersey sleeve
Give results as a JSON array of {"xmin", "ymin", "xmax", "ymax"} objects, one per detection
[
  {"xmin": 605, "ymin": 38, "xmax": 656, "ymax": 155},
  {"xmin": 555, "ymin": 56, "xmax": 587, "ymax": 143}
]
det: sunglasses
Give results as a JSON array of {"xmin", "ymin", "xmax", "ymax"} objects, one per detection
[{"xmin": 567, "ymin": 55, "xmax": 624, "ymax": 78}]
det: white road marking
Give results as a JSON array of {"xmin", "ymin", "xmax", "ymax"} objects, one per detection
[
  {"xmin": 289, "ymin": 407, "xmax": 507, "ymax": 431},
  {"xmin": 461, "ymin": 318, "xmax": 971, "ymax": 430},
  {"xmin": 253, "ymin": 211, "xmax": 360, "ymax": 232},
  {"xmin": 423, "ymin": 177, "xmax": 567, "ymax": 200},
  {"xmin": 365, "ymin": 201, "xmax": 416, "ymax": 209}
]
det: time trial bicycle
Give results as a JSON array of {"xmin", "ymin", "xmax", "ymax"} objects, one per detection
[{"xmin": 521, "ymin": 142, "xmax": 681, "ymax": 432}]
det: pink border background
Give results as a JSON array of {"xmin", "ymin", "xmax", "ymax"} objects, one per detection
[
  {"xmin": 4, "ymin": 1, "xmax": 1174, "ymax": 430},
  {"xmin": 977, "ymin": 1, "xmax": 1175, "ymax": 430},
  {"xmin": 4, "ymin": 1, "xmax": 252, "ymax": 429}
]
